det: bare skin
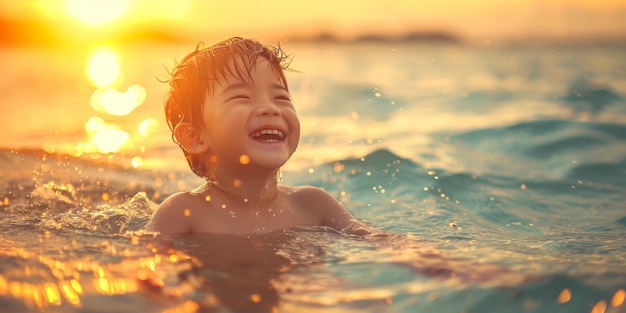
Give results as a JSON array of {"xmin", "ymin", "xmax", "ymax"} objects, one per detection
[
  {"xmin": 145, "ymin": 57, "xmax": 373, "ymax": 236},
  {"xmin": 145, "ymin": 182, "xmax": 372, "ymax": 235}
]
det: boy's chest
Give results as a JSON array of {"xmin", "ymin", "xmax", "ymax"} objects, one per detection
[{"xmin": 191, "ymin": 198, "xmax": 320, "ymax": 234}]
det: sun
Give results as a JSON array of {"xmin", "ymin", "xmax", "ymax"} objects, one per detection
[{"xmin": 66, "ymin": 0, "xmax": 131, "ymax": 25}]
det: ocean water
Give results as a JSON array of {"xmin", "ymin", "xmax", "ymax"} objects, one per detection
[{"xmin": 1, "ymin": 41, "xmax": 626, "ymax": 312}]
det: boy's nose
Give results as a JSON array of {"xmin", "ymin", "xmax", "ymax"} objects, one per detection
[{"xmin": 256, "ymin": 101, "xmax": 280, "ymax": 116}]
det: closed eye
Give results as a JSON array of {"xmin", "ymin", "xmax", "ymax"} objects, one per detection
[
  {"xmin": 275, "ymin": 95, "xmax": 291, "ymax": 101},
  {"xmin": 227, "ymin": 94, "xmax": 251, "ymax": 101}
]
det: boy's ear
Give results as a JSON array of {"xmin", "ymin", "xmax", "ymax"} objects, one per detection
[{"xmin": 173, "ymin": 122, "xmax": 210, "ymax": 153}]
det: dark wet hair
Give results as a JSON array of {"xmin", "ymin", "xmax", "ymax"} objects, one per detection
[{"xmin": 163, "ymin": 37, "xmax": 293, "ymax": 177}]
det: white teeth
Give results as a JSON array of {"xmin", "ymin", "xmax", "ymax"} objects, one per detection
[{"xmin": 251, "ymin": 129, "xmax": 284, "ymax": 139}]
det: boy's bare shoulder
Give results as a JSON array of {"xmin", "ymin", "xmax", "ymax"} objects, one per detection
[
  {"xmin": 280, "ymin": 184, "xmax": 345, "ymax": 218},
  {"xmin": 281, "ymin": 185, "xmax": 339, "ymax": 204},
  {"xmin": 145, "ymin": 191, "xmax": 209, "ymax": 234},
  {"xmin": 281, "ymin": 184, "xmax": 375, "ymax": 236}
]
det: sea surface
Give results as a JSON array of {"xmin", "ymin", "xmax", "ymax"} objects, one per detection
[{"xmin": 1, "ymin": 41, "xmax": 625, "ymax": 312}]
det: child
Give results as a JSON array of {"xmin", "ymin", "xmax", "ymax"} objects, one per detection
[{"xmin": 145, "ymin": 37, "xmax": 374, "ymax": 236}]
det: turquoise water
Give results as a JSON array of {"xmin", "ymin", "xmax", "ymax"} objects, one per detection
[{"xmin": 1, "ymin": 42, "xmax": 625, "ymax": 312}]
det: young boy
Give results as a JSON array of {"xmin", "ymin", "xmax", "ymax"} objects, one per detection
[{"xmin": 145, "ymin": 37, "xmax": 373, "ymax": 236}]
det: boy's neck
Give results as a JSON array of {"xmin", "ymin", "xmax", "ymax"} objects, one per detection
[{"xmin": 207, "ymin": 170, "xmax": 280, "ymax": 206}]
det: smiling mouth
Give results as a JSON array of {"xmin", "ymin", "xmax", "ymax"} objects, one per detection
[{"xmin": 249, "ymin": 128, "xmax": 285, "ymax": 143}]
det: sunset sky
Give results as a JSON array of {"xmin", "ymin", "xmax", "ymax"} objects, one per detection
[{"xmin": 1, "ymin": 0, "xmax": 625, "ymax": 44}]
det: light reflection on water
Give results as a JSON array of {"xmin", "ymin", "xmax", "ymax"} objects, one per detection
[{"xmin": 79, "ymin": 44, "xmax": 151, "ymax": 157}]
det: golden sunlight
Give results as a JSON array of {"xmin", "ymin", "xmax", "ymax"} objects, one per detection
[
  {"xmin": 83, "ymin": 117, "xmax": 130, "ymax": 154},
  {"xmin": 91, "ymin": 85, "xmax": 146, "ymax": 116},
  {"xmin": 86, "ymin": 46, "xmax": 121, "ymax": 88},
  {"xmin": 131, "ymin": 156, "xmax": 144, "ymax": 168},
  {"xmin": 92, "ymin": 128, "xmax": 130, "ymax": 154},
  {"xmin": 66, "ymin": 0, "xmax": 130, "ymax": 25}
]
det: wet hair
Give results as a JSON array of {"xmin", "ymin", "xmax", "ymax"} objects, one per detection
[{"xmin": 163, "ymin": 37, "xmax": 293, "ymax": 177}]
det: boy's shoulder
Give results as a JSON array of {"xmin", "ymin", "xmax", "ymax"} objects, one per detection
[
  {"xmin": 158, "ymin": 191, "xmax": 208, "ymax": 209},
  {"xmin": 281, "ymin": 184, "xmax": 373, "ymax": 236},
  {"xmin": 280, "ymin": 184, "xmax": 337, "ymax": 202},
  {"xmin": 280, "ymin": 184, "xmax": 344, "ymax": 215},
  {"xmin": 145, "ymin": 191, "xmax": 210, "ymax": 234}
]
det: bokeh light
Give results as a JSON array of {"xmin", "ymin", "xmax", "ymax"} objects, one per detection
[
  {"xmin": 86, "ymin": 46, "xmax": 121, "ymax": 88},
  {"xmin": 83, "ymin": 117, "xmax": 130, "ymax": 154},
  {"xmin": 92, "ymin": 128, "xmax": 130, "ymax": 154},
  {"xmin": 91, "ymin": 85, "xmax": 146, "ymax": 116},
  {"xmin": 85, "ymin": 116, "xmax": 106, "ymax": 134},
  {"xmin": 131, "ymin": 156, "xmax": 144, "ymax": 168},
  {"xmin": 138, "ymin": 118, "xmax": 159, "ymax": 137}
]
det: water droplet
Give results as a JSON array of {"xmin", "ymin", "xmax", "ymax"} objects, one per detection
[
  {"xmin": 591, "ymin": 300, "xmax": 607, "ymax": 313},
  {"xmin": 333, "ymin": 162, "xmax": 345, "ymax": 173},
  {"xmin": 558, "ymin": 288, "xmax": 571, "ymax": 303},
  {"xmin": 612, "ymin": 289, "xmax": 625, "ymax": 307}
]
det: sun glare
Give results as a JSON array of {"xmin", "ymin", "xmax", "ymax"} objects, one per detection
[
  {"xmin": 91, "ymin": 85, "xmax": 146, "ymax": 116},
  {"xmin": 83, "ymin": 117, "xmax": 130, "ymax": 154},
  {"xmin": 86, "ymin": 46, "xmax": 121, "ymax": 88},
  {"xmin": 57, "ymin": 1, "xmax": 199, "ymax": 165},
  {"xmin": 66, "ymin": 0, "xmax": 130, "ymax": 25}
]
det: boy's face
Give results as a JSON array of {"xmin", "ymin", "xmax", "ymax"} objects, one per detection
[{"xmin": 201, "ymin": 57, "xmax": 300, "ymax": 171}]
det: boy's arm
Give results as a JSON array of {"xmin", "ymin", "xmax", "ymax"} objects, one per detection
[{"xmin": 144, "ymin": 192, "xmax": 194, "ymax": 234}]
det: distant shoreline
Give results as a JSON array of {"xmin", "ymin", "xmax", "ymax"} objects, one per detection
[
  {"xmin": 285, "ymin": 31, "xmax": 462, "ymax": 45},
  {"xmin": 1, "ymin": 17, "xmax": 625, "ymax": 48},
  {"xmin": 282, "ymin": 31, "xmax": 626, "ymax": 47}
]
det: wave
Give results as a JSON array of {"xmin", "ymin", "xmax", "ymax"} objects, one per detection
[
  {"xmin": 298, "ymin": 148, "xmax": 626, "ymax": 243},
  {"xmin": 567, "ymin": 159, "xmax": 626, "ymax": 185},
  {"xmin": 38, "ymin": 192, "xmax": 154, "ymax": 235},
  {"xmin": 525, "ymin": 135, "xmax": 608, "ymax": 159},
  {"xmin": 454, "ymin": 119, "xmax": 626, "ymax": 145},
  {"xmin": 449, "ymin": 120, "xmax": 626, "ymax": 185},
  {"xmin": 561, "ymin": 78, "xmax": 624, "ymax": 114},
  {"xmin": 2, "ymin": 146, "xmax": 624, "ymax": 238}
]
